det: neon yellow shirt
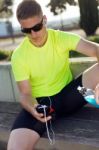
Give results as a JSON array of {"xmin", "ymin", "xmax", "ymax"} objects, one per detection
[{"xmin": 11, "ymin": 29, "xmax": 80, "ymax": 98}]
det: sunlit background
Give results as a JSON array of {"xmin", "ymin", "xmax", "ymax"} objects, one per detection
[{"xmin": 12, "ymin": 0, "xmax": 80, "ymax": 28}]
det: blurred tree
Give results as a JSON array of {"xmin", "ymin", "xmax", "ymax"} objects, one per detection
[
  {"xmin": 47, "ymin": 0, "xmax": 77, "ymax": 30},
  {"xmin": 0, "ymin": 0, "xmax": 15, "ymax": 43},
  {"xmin": 47, "ymin": 0, "xmax": 76, "ymax": 15},
  {"xmin": 47, "ymin": 0, "xmax": 76, "ymax": 30},
  {"xmin": 0, "ymin": 0, "xmax": 13, "ymax": 18},
  {"xmin": 47, "ymin": 0, "xmax": 99, "ymax": 36},
  {"xmin": 78, "ymin": 0, "xmax": 98, "ymax": 36}
]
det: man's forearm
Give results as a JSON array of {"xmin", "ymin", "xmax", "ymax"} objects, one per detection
[{"xmin": 20, "ymin": 93, "xmax": 38, "ymax": 115}]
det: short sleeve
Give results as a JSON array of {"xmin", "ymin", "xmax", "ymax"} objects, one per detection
[
  {"xmin": 58, "ymin": 31, "xmax": 81, "ymax": 52},
  {"xmin": 11, "ymin": 53, "xmax": 30, "ymax": 81}
]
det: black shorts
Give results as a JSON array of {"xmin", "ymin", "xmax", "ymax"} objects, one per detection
[{"xmin": 11, "ymin": 75, "xmax": 87, "ymax": 136}]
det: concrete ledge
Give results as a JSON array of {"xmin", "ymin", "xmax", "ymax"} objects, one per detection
[
  {"xmin": 0, "ymin": 57, "xmax": 97, "ymax": 102},
  {"xmin": 0, "ymin": 62, "xmax": 20, "ymax": 102},
  {"xmin": 70, "ymin": 57, "xmax": 97, "ymax": 77}
]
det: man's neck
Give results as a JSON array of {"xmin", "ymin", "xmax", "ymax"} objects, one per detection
[{"xmin": 30, "ymin": 31, "xmax": 48, "ymax": 47}]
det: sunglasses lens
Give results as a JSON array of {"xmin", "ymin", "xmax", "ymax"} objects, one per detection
[
  {"xmin": 21, "ymin": 18, "xmax": 43, "ymax": 34},
  {"xmin": 32, "ymin": 23, "xmax": 43, "ymax": 32},
  {"xmin": 21, "ymin": 28, "xmax": 31, "ymax": 34}
]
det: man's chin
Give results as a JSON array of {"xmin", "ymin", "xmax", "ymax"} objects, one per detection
[
  {"xmin": 30, "ymin": 37, "xmax": 40, "ymax": 42},
  {"xmin": 30, "ymin": 38, "xmax": 42, "ymax": 46}
]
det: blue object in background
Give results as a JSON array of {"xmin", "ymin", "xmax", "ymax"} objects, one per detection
[{"xmin": 85, "ymin": 95, "xmax": 99, "ymax": 108}]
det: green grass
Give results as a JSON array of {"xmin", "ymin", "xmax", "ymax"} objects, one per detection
[
  {"xmin": 0, "ymin": 50, "xmax": 13, "ymax": 61},
  {"xmin": 70, "ymin": 51, "xmax": 87, "ymax": 58},
  {"xmin": 87, "ymin": 35, "xmax": 99, "ymax": 43}
]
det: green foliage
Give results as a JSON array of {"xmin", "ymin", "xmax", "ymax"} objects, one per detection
[
  {"xmin": 0, "ymin": 0, "xmax": 13, "ymax": 18},
  {"xmin": 87, "ymin": 35, "xmax": 99, "ymax": 43},
  {"xmin": 0, "ymin": 50, "xmax": 13, "ymax": 61},
  {"xmin": 70, "ymin": 51, "xmax": 86, "ymax": 58},
  {"xmin": 5, "ymin": 0, "xmax": 13, "ymax": 5},
  {"xmin": 47, "ymin": 0, "xmax": 76, "ymax": 15},
  {"xmin": 78, "ymin": 0, "xmax": 98, "ymax": 36},
  {"xmin": 47, "ymin": 0, "xmax": 99, "ymax": 35}
]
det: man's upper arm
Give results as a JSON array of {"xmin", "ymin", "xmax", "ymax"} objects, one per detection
[
  {"xmin": 17, "ymin": 80, "xmax": 38, "ymax": 105},
  {"xmin": 76, "ymin": 38, "xmax": 98, "ymax": 57},
  {"xmin": 17, "ymin": 79, "xmax": 31, "ymax": 95}
]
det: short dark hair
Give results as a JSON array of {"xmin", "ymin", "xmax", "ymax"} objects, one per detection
[{"xmin": 16, "ymin": 0, "xmax": 43, "ymax": 21}]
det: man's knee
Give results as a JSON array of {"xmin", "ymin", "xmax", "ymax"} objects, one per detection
[
  {"xmin": 7, "ymin": 140, "xmax": 31, "ymax": 150},
  {"xmin": 7, "ymin": 141, "xmax": 23, "ymax": 150},
  {"xmin": 7, "ymin": 129, "xmax": 40, "ymax": 150}
]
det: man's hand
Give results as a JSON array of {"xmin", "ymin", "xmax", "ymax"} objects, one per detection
[
  {"xmin": 95, "ymin": 83, "xmax": 99, "ymax": 104},
  {"xmin": 32, "ymin": 104, "xmax": 52, "ymax": 123}
]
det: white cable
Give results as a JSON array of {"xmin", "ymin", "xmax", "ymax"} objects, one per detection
[
  {"xmin": 48, "ymin": 97, "xmax": 55, "ymax": 144},
  {"xmin": 43, "ymin": 107, "xmax": 54, "ymax": 145},
  {"xmin": 49, "ymin": 120, "xmax": 55, "ymax": 144},
  {"xmin": 40, "ymin": 97, "xmax": 56, "ymax": 145}
]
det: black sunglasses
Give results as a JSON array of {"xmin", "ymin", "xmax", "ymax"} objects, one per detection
[{"xmin": 21, "ymin": 18, "xmax": 43, "ymax": 34}]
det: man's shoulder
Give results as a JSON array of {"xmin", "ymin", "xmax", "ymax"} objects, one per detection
[
  {"xmin": 48, "ymin": 28, "xmax": 73, "ymax": 38},
  {"xmin": 17, "ymin": 37, "xmax": 29, "ymax": 50},
  {"xmin": 13, "ymin": 37, "xmax": 28, "ymax": 53},
  {"xmin": 48, "ymin": 28, "xmax": 61, "ymax": 35},
  {"xmin": 48, "ymin": 28, "xmax": 63, "ymax": 40},
  {"xmin": 11, "ymin": 37, "xmax": 29, "ymax": 60}
]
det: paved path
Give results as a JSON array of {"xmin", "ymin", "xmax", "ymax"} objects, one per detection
[
  {"xmin": 0, "ymin": 29, "xmax": 87, "ymax": 51},
  {"xmin": 0, "ymin": 27, "xmax": 99, "ymax": 51},
  {"xmin": 0, "ymin": 37, "xmax": 23, "ymax": 51}
]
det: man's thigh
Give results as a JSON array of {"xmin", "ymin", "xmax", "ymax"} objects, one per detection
[
  {"xmin": 11, "ymin": 109, "xmax": 46, "ymax": 137},
  {"xmin": 60, "ymin": 75, "xmax": 87, "ymax": 115}
]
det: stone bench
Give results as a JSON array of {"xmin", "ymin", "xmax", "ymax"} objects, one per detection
[{"xmin": 1, "ymin": 57, "xmax": 99, "ymax": 150}]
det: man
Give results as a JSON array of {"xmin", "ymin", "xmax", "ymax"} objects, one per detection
[{"xmin": 7, "ymin": 0, "xmax": 99, "ymax": 150}]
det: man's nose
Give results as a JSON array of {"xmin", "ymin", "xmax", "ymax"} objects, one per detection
[{"xmin": 30, "ymin": 30, "xmax": 37, "ymax": 37}]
